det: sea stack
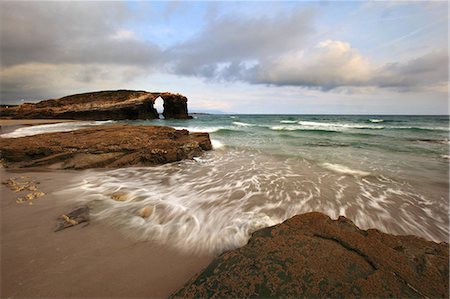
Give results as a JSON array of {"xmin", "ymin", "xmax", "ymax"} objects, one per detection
[{"xmin": 0, "ymin": 90, "xmax": 193, "ymax": 120}]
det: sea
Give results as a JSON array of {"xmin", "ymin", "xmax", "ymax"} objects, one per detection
[{"xmin": 2, "ymin": 115, "xmax": 449, "ymax": 253}]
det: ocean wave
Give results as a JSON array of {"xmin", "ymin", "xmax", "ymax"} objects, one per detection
[
  {"xmin": 211, "ymin": 139, "xmax": 225, "ymax": 149},
  {"xmin": 321, "ymin": 163, "xmax": 371, "ymax": 177},
  {"xmin": 280, "ymin": 120, "xmax": 298, "ymax": 124},
  {"xmin": 369, "ymin": 119, "xmax": 384, "ymax": 123},
  {"xmin": 298, "ymin": 121, "xmax": 384, "ymax": 130},
  {"xmin": 232, "ymin": 121, "xmax": 258, "ymax": 127},
  {"xmin": 270, "ymin": 125, "xmax": 337, "ymax": 133},
  {"xmin": 173, "ymin": 126, "xmax": 226, "ymax": 133},
  {"xmin": 388, "ymin": 126, "xmax": 450, "ymax": 132},
  {"xmin": 0, "ymin": 120, "xmax": 115, "ymax": 138}
]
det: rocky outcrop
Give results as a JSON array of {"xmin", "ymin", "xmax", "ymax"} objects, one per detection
[
  {"xmin": 172, "ymin": 212, "xmax": 449, "ymax": 298},
  {"xmin": 0, "ymin": 124, "xmax": 211, "ymax": 169},
  {"xmin": 0, "ymin": 90, "xmax": 192, "ymax": 120},
  {"xmin": 156, "ymin": 92, "xmax": 191, "ymax": 119}
]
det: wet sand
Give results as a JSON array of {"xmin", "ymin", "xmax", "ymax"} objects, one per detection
[{"xmin": 0, "ymin": 169, "xmax": 213, "ymax": 298}]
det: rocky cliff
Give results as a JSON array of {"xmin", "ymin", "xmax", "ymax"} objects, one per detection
[
  {"xmin": 0, "ymin": 90, "xmax": 192, "ymax": 120},
  {"xmin": 172, "ymin": 212, "xmax": 449, "ymax": 298},
  {"xmin": 0, "ymin": 124, "xmax": 211, "ymax": 169}
]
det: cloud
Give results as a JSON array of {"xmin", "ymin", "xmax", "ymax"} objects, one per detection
[
  {"xmin": 166, "ymin": 9, "xmax": 315, "ymax": 77},
  {"xmin": 0, "ymin": 2, "xmax": 447, "ymax": 103},
  {"xmin": 372, "ymin": 49, "xmax": 448, "ymax": 91},
  {"xmin": 0, "ymin": 2, "xmax": 162, "ymax": 67},
  {"xmin": 0, "ymin": 63, "xmax": 147, "ymax": 101},
  {"xmin": 250, "ymin": 40, "xmax": 371, "ymax": 90}
]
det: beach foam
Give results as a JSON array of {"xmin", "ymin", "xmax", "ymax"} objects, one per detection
[
  {"xmin": 211, "ymin": 139, "xmax": 225, "ymax": 149},
  {"xmin": 59, "ymin": 148, "xmax": 448, "ymax": 255},
  {"xmin": 321, "ymin": 163, "xmax": 371, "ymax": 177},
  {"xmin": 0, "ymin": 120, "xmax": 115, "ymax": 138}
]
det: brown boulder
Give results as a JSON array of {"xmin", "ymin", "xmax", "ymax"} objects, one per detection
[
  {"xmin": 1, "ymin": 90, "xmax": 193, "ymax": 120},
  {"xmin": 171, "ymin": 212, "xmax": 449, "ymax": 298},
  {"xmin": 0, "ymin": 124, "xmax": 211, "ymax": 169}
]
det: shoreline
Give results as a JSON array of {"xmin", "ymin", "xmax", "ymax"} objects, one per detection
[
  {"xmin": 0, "ymin": 118, "xmax": 77, "ymax": 126},
  {"xmin": 1, "ymin": 169, "xmax": 214, "ymax": 298}
]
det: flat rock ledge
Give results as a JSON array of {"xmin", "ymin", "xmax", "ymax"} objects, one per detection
[
  {"xmin": 0, "ymin": 124, "xmax": 211, "ymax": 169},
  {"xmin": 171, "ymin": 212, "xmax": 449, "ymax": 298}
]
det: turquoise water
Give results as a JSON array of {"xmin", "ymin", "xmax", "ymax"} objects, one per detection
[
  {"xmin": 135, "ymin": 114, "xmax": 449, "ymax": 185},
  {"xmin": 4, "ymin": 115, "xmax": 448, "ymax": 252}
]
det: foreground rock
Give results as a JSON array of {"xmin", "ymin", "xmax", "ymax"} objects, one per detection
[
  {"xmin": 55, "ymin": 205, "xmax": 90, "ymax": 232},
  {"xmin": 0, "ymin": 90, "xmax": 192, "ymax": 120},
  {"xmin": 0, "ymin": 124, "xmax": 211, "ymax": 169},
  {"xmin": 172, "ymin": 212, "xmax": 449, "ymax": 298}
]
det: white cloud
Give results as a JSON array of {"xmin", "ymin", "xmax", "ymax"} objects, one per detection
[{"xmin": 252, "ymin": 40, "xmax": 371, "ymax": 89}]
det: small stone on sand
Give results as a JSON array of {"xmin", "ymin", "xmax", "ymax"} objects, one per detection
[
  {"xmin": 139, "ymin": 206, "xmax": 153, "ymax": 218},
  {"xmin": 111, "ymin": 191, "xmax": 129, "ymax": 202}
]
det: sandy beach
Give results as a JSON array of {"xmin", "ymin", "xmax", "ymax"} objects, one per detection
[{"xmin": 1, "ymin": 169, "xmax": 213, "ymax": 298}]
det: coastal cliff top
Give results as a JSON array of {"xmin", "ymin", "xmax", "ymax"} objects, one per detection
[{"xmin": 0, "ymin": 124, "xmax": 211, "ymax": 169}]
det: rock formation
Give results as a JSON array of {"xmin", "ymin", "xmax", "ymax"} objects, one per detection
[
  {"xmin": 0, "ymin": 90, "xmax": 193, "ymax": 120},
  {"xmin": 171, "ymin": 212, "xmax": 449, "ymax": 298},
  {"xmin": 0, "ymin": 124, "xmax": 211, "ymax": 169}
]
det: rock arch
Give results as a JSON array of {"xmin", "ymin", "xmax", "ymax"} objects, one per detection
[
  {"xmin": 1, "ymin": 90, "xmax": 193, "ymax": 120},
  {"xmin": 152, "ymin": 92, "xmax": 192, "ymax": 119}
]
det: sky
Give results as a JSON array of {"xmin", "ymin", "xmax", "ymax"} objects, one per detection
[{"xmin": 0, "ymin": 1, "xmax": 448, "ymax": 114}]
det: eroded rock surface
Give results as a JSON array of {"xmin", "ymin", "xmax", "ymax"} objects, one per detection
[
  {"xmin": 172, "ymin": 212, "xmax": 449, "ymax": 298},
  {"xmin": 0, "ymin": 90, "xmax": 192, "ymax": 120},
  {"xmin": 0, "ymin": 124, "xmax": 211, "ymax": 169}
]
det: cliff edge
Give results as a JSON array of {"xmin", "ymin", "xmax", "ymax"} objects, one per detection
[{"xmin": 0, "ymin": 90, "xmax": 192, "ymax": 120}]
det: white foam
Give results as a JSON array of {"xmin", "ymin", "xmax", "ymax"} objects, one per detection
[
  {"xmin": 280, "ymin": 120, "xmax": 297, "ymax": 124},
  {"xmin": 173, "ymin": 126, "xmax": 225, "ymax": 133},
  {"xmin": 232, "ymin": 121, "xmax": 257, "ymax": 127},
  {"xmin": 321, "ymin": 163, "xmax": 371, "ymax": 177},
  {"xmin": 369, "ymin": 119, "xmax": 384, "ymax": 123},
  {"xmin": 211, "ymin": 139, "xmax": 225, "ymax": 149},
  {"xmin": 57, "ymin": 150, "xmax": 448, "ymax": 254},
  {"xmin": 270, "ymin": 125, "xmax": 302, "ymax": 131},
  {"xmin": 298, "ymin": 121, "xmax": 384, "ymax": 130},
  {"xmin": 0, "ymin": 120, "xmax": 115, "ymax": 138}
]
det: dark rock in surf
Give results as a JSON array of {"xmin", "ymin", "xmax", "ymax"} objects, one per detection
[{"xmin": 171, "ymin": 212, "xmax": 449, "ymax": 298}]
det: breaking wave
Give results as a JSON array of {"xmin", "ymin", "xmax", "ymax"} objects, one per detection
[{"xmin": 0, "ymin": 121, "xmax": 116, "ymax": 138}]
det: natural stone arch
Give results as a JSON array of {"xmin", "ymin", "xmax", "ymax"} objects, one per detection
[{"xmin": 152, "ymin": 92, "xmax": 192, "ymax": 119}]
